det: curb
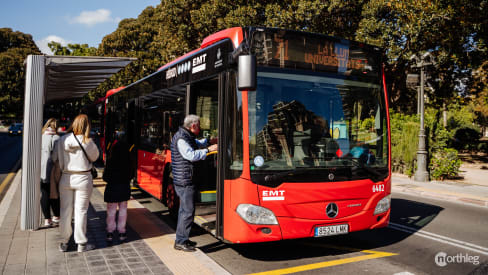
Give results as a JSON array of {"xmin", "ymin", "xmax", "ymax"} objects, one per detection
[{"xmin": 392, "ymin": 177, "xmax": 488, "ymax": 208}]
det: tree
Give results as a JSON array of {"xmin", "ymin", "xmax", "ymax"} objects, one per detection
[
  {"xmin": 356, "ymin": 0, "xmax": 488, "ymax": 113},
  {"xmin": 94, "ymin": 1, "xmax": 369, "ymax": 100},
  {"xmin": 48, "ymin": 42, "xmax": 97, "ymax": 56},
  {"xmin": 93, "ymin": 0, "xmax": 488, "ymax": 118},
  {"xmin": 470, "ymin": 60, "xmax": 488, "ymax": 134},
  {"xmin": 0, "ymin": 28, "xmax": 41, "ymax": 118}
]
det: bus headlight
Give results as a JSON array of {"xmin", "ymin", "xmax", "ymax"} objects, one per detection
[
  {"xmin": 236, "ymin": 204, "xmax": 278, "ymax": 225},
  {"xmin": 374, "ymin": 194, "xmax": 391, "ymax": 215}
]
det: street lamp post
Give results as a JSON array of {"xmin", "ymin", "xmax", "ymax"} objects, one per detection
[{"xmin": 410, "ymin": 52, "xmax": 434, "ymax": 182}]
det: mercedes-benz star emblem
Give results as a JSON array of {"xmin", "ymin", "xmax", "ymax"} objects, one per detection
[{"xmin": 326, "ymin": 202, "xmax": 338, "ymax": 218}]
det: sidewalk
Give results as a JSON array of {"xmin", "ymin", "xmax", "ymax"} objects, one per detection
[
  {"xmin": 392, "ymin": 169, "xmax": 488, "ymax": 207},
  {"xmin": 0, "ymin": 170, "xmax": 230, "ymax": 275}
]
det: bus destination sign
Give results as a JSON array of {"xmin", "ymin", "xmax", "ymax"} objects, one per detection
[{"xmin": 252, "ymin": 29, "xmax": 380, "ymax": 77}]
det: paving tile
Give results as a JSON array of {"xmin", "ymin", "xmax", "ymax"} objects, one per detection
[
  {"xmin": 2, "ymin": 263, "xmax": 26, "ymax": 274},
  {"xmin": 138, "ymin": 251, "xmax": 156, "ymax": 258},
  {"xmin": 125, "ymin": 257, "xmax": 143, "ymax": 264},
  {"xmin": 142, "ymin": 255, "xmax": 161, "ymax": 263},
  {"xmin": 107, "ymin": 258, "xmax": 125, "ymax": 265},
  {"xmin": 112, "ymin": 270, "xmax": 132, "ymax": 275},
  {"xmin": 121, "ymin": 251, "xmax": 139, "ymax": 257},
  {"xmin": 67, "ymin": 252, "xmax": 84, "ymax": 259},
  {"xmin": 87, "ymin": 259, "xmax": 108, "ymax": 267},
  {"xmin": 48, "ymin": 263, "xmax": 68, "ymax": 272},
  {"xmin": 126, "ymin": 261, "xmax": 148, "ymax": 270},
  {"xmin": 25, "ymin": 264, "xmax": 46, "ymax": 275},
  {"xmin": 85, "ymin": 249, "xmax": 103, "ymax": 256},
  {"xmin": 89, "ymin": 264, "xmax": 110, "ymax": 272},
  {"xmin": 119, "ymin": 247, "xmax": 136, "ymax": 253},
  {"xmin": 150, "ymin": 265, "xmax": 173, "ymax": 275},
  {"xmin": 109, "ymin": 263, "xmax": 130, "ymax": 271},
  {"xmin": 104, "ymin": 253, "xmax": 122, "ymax": 260},
  {"xmin": 47, "ymin": 269, "xmax": 69, "ymax": 275},
  {"xmin": 129, "ymin": 266, "xmax": 154, "ymax": 274},
  {"xmin": 68, "ymin": 267, "xmax": 90, "ymax": 275}
]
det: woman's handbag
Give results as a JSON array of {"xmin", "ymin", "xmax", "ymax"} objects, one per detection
[{"xmin": 72, "ymin": 133, "xmax": 98, "ymax": 178}]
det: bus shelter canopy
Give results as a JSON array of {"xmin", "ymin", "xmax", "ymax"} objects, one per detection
[
  {"xmin": 20, "ymin": 54, "xmax": 135, "ymax": 231},
  {"xmin": 44, "ymin": 55, "xmax": 136, "ymax": 102}
]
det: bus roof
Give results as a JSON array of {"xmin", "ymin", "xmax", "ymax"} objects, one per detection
[{"xmin": 157, "ymin": 27, "xmax": 244, "ymax": 72}]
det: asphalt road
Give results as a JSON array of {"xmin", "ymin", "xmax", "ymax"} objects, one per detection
[
  {"xmin": 132, "ymin": 188, "xmax": 488, "ymax": 275},
  {"xmin": 0, "ymin": 133, "xmax": 22, "ymax": 197}
]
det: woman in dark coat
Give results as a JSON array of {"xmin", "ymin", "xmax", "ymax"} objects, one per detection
[{"xmin": 103, "ymin": 134, "xmax": 131, "ymax": 241}]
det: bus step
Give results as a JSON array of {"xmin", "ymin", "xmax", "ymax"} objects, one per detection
[{"xmin": 194, "ymin": 214, "xmax": 216, "ymax": 236}]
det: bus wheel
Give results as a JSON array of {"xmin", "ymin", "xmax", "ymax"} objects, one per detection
[{"xmin": 166, "ymin": 174, "xmax": 179, "ymax": 219}]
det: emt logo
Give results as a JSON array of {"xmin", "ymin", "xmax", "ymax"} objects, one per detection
[{"xmin": 262, "ymin": 190, "xmax": 285, "ymax": 201}]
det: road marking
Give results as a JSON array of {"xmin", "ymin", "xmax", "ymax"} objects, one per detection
[
  {"xmin": 0, "ymin": 158, "xmax": 21, "ymax": 196},
  {"xmin": 0, "ymin": 172, "xmax": 15, "ymax": 196},
  {"xmin": 389, "ymin": 222, "xmax": 488, "ymax": 256},
  {"xmin": 248, "ymin": 244, "xmax": 397, "ymax": 275}
]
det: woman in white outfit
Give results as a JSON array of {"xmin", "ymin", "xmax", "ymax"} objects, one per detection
[{"xmin": 53, "ymin": 114, "xmax": 99, "ymax": 252}]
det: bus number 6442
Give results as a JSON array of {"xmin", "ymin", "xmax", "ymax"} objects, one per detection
[{"xmin": 372, "ymin": 184, "xmax": 385, "ymax": 193}]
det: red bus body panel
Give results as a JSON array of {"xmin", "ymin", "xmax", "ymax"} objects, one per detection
[
  {"xmin": 223, "ymin": 176, "xmax": 390, "ymax": 243},
  {"xmin": 137, "ymin": 149, "xmax": 168, "ymax": 200}
]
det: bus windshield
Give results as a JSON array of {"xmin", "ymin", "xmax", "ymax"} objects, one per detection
[{"xmin": 248, "ymin": 69, "xmax": 388, "ymax": 186}]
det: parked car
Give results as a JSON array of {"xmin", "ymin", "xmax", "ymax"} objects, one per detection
[{"xmin": 8, "ymin": 123, "xmax": 23, "ymax": 136}]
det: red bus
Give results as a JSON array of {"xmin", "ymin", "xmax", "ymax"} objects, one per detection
[
  {"xmin": 97, "ymin": 87, "xmax": 125, "ymax": 161},
  {"xmin": 103, "ymin": 27, "xmax": 391, "ymax": 243}
]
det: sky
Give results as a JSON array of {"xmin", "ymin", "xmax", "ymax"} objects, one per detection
[{"xmin": 0, "ymin": 0, "xmax": 161, "ymax": 54}]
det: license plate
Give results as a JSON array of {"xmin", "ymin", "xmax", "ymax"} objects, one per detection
[{"xmin": 314, "ymin": 224, "xmax": 349, "ymax": 237}]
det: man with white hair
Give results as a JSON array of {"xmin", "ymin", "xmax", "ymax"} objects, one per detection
[{"xmin": 170, "ymin": 114, "xmax": 217, "ymax": 252}]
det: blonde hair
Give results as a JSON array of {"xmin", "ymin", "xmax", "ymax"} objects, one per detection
[
  {"xmin": 41, "ymin": 118, "xmax": 58, "ymax": 134},
  {"xmin": 68, "ymin": 114, "xmax": 91, "ymax": 143}
]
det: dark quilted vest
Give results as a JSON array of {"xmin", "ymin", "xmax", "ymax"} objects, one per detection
[{"xmin": 170, "ymin": 127, "xmax": 198, "ymax": 186}]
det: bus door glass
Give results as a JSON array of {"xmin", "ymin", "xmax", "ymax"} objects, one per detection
[{"xmin": 189, "ymin": 76, "xmax": 219, "ymax": 206}]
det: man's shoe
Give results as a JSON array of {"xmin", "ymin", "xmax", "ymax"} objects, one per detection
[
  {"xmin": 174, "ymin": 242, "xmax": 196, "ymax": 252},
  {"xmin": 59, "ymin": 243, "xmax": 68, "ymax": 252},
  {"xmin": 77, "ymin": 243, "xmax": 95, "ymax": 252},
  {"xmin": 187, "ymin": 240, "xmax": 197, "ymax": 247}
]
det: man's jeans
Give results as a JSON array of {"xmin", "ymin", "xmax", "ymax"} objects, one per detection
[{"xmin": 174, "ymin": 184, "xmax": 195, "ymax": 245}]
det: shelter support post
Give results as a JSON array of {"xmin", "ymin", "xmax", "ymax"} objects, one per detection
[{"xmin": 21, "ymin": 55, "xmax": 45, "ymax": 230}]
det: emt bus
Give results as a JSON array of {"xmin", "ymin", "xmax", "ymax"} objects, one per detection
[{"xmin": 103, "ymin": 27, "xmax": 391, "ymax": 243}]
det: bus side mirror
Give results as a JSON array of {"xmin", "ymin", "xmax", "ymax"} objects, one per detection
[{"xmin": 238, "ymin": 55, "xmax": 257, "ymax": 91}]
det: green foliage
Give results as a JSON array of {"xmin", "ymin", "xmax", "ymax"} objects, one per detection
[
  {"xmin": 0, "ymin": 28, "xmax": 41, "ymax": 117},
  {"xmin": 356, "ymin": 0, "xmax": 488, "ymax": 113},
  {"xmin": 390, "ymin": 110, "xmax": 418, "ymax": 176},
  {"xmin": 430, "ymin": 148, "xmax": 462, "ymax": 180},
  {"xmin": 361, "ymin": 117, "xmax": 375, "ymax": 131},
  {"xmin": 425, "ymin": 108, "xmax": 451, "ymax": 153},
  {"xmin": 48, "ymin": 42, "xmax": 97, "ymax": 56},
  {"xmin": 93, "ymin": 0, "xmax": 370, "ymax": 100}
]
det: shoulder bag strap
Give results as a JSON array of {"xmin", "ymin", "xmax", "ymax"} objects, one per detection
[{"xmin": 72, "ymin": 132, "xmax": 92, "ymax": 163}]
